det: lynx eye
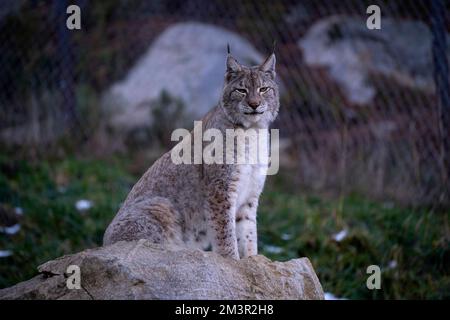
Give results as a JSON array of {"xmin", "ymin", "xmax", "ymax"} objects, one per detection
[
  {"xmin": 259, "ymin": 87, "xmax": 270, "ymax": 93},
  {"xmin": 235, "ymin": 88, "xmax": 247, "ymax": 95}
]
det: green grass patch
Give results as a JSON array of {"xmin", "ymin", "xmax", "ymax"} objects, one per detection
[
  {"xmin": 0, "ymin": 155, "xmax": 135, "ymax": 288},
  {"xmin": 258, "ymin": 177, "xmax": 450, "ymax": 299}
]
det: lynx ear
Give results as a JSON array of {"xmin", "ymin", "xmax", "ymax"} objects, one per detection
[
  {"xmin": 259, "ymin": 53, "xmax": 276, "ymax": 78},
  {"xmin": 226, "ymin": 55, "xmax": 242, "ymax": 73},
  {"xmin": 226, "ymin": 43, "xmax": 241, "ymax": 73}
]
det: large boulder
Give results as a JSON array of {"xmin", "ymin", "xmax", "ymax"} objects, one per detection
[
  {"xmin": 0, "ymin": 240, "xmax": 324, "ymax": 300},
  {"xmin": 298, "ymin": 15, "xmax": 450, "ymax": 105},
  {"xmin": 103, "ymin": 22, "xmax": 264, "ymax": 134}
]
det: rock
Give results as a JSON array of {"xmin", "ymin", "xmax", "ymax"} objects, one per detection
[
  {"xmin": 103, "ymin": 22, "xmax": 264, "ymax": 134},
  {"xmin": 0, "ymin": 240, "xmax": 324, "ymax": 300},
  {"xmin": 298, "ymin": 15, "xmax": 450, "ymax": 105}
]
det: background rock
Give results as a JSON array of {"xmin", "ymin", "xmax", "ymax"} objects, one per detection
[
  {"xmin": 0, "ymin": 240, "xmax": 324, "ymax": 300},
  {"xmin": 298, "ymin": 15, "xmax": 450, "ymax": 105},
  {"xmin": 103, "ymin": 22, "xmax": 265, "ymax": 134}
]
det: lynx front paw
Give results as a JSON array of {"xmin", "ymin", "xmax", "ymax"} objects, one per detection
[{"xmin": 237, "ymin": 235, "xmax": 258, "ymax": 258}]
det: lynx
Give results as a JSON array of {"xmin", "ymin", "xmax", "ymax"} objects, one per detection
[{"xmin": 103, "ymin": 48, "xmax": 280, "ymax": 259}]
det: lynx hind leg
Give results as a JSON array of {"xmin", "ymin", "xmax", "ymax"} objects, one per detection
[
  {"xmin": 236, "ymin": 210, "xmax": 258, "ymax": 259},
  {"xmin": 103, "ymin": 196, "xmax": 183, "ymax": 246}
]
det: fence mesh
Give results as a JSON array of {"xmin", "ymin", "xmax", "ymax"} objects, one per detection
[{"xmin": 0, "ymin": 0, "xmax": 449, "ymax": 207}]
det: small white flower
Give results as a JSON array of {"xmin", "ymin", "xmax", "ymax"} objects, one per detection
[
  {"xmin": 324, "ymin": 292, "xmax": 337, "ymax": 300},
  {"xmin": 388, "ymin": 260, "xmax": 398, "ymax": 269},
  {"xmin": 75, "ymin": 199, "xmax": 93, "ymax": 212},
  {"xmin": 324, "ymin": 292, "xmax": 347, "ymax": 300},
  {"xmin": 0, "ymin": 224, "xmax": 21, "ymax": 235},
  {"xmin": 281, "ymin": 233, "xmax": 292, "ymax": 241},
  {"xmin": 14, "ymin": 207, "xmax": 24, "ymax": 216},
  {"xmin": 332, "ymin": 229, "xmax": 348, "ymax": 242},
  {"xmin": 0, "ymin": 250, "xmax": 13, "ymax": 258},
  {"xmin": 264, "ymin": 245, "xmax": 283, "ymax": 254}
]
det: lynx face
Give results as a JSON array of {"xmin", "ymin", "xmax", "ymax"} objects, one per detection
[{"xmin": 221, "ymin": 53, "xmax": 280, "ymax": 128}]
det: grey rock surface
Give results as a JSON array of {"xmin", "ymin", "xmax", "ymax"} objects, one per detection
[
  {"xmin": 0, "ymin": 240, "xmax": 324, "ymax": 300},
  {"xmin": 298, "ymin": 15, "xmax": 450, "ymax": 105}
]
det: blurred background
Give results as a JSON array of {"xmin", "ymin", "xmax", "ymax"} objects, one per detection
[{"xmin": 0, "ymin": 0, "xmax": 449, "ymax": 299}]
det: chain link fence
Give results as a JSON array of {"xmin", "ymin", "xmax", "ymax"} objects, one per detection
[{"xmin": 1, "ymin": 0, "xmax": 449, "ymax": 207}]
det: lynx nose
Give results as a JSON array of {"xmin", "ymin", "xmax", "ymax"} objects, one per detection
[{"xmin": 247, "ymin": 100, "xmax": 261, "ymax": 110}]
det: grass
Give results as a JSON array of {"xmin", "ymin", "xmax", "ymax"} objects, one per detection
[
  {"xmin": 0, "ymin": 154, "xmax": 449, "ymax": 299},
  {"xmin": 259, "ymin": 178, "xmax": 450, "ymax": 299},
  {"xmin": 0, "ymin": 155, "xmax": 135, "ymax": 288}
]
